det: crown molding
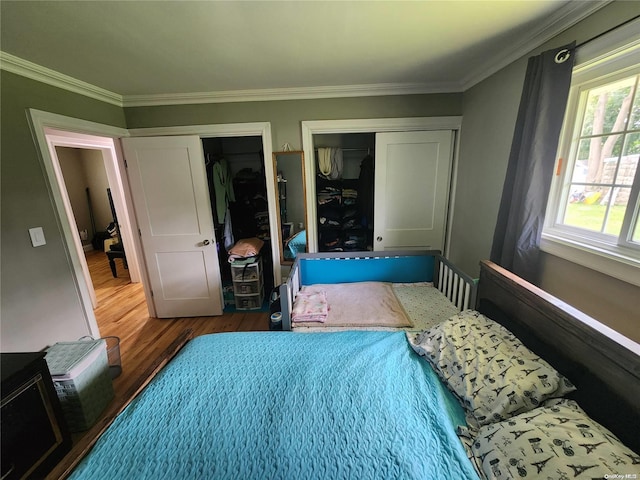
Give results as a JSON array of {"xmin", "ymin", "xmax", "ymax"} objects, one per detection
[
  {"xmin": 0, "ymin": 1, "xmax": 612, "ymax": 107},
  {"xmin": 461, "ymin": 0, "xmax": 611, "ymax": 90},
  {"xmin": 0, "ymin": 48, "xmax": 461, "ymax": 106},
  {"xmin": 121, "ymin": 82, "xmax": 462, "ymax": 107},
  {"xmin": 0, "ymin": 51, "xmax": 123, "ymax": 107}
]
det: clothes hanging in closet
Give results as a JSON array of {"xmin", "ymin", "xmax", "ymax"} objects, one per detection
[
  {"xmin": 358, "ymin": 154, "xmax": 374, "ymax": 229},
  {"xmin": 223, "ymin": 207, "xmax": 235, "ymax": 250},
  {"xmin": 212, "ymin": 158, "xmax": 235, "ymax": 222},
  {"xmin": 317, "ymin": 147, "xmax": 343, "ymax": 180}
]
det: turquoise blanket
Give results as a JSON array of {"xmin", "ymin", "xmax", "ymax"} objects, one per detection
[{"xmin": 71, "ymin": 331, "xmax": 478, "ymax": 480}]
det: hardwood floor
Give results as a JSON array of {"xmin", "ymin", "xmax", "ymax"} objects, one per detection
[
  {"xmin": 56, "ymin": 250, "xmax": 270, "ymax": 475},
  {"xmin": 86, "ymin": 247, "xmax": 270, "ymax": 394}
]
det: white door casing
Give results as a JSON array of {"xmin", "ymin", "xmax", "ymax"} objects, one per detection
[
  {"xmin": 122, "ymin": 136, "xmax": 223, "ymax": 317},
  {"xmin": 374, "ymin": 130, "xmax": 453, "ymax": 251},
  {"xmin": 28, "ymin": 109, "xmax": 140, "ymax": 337}
]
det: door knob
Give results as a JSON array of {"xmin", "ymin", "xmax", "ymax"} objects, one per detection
[
  {"xmin": 202, "ymin": 239, "xmax": 210, "ymax": 246},
  {"xmin": 376, "ymin": 236, "xmax": 382, "ymax": 242}
]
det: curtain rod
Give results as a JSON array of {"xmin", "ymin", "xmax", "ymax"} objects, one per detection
[{"xmin": 575, "ymin": 14, "xmax": 640, "ymax": 49}]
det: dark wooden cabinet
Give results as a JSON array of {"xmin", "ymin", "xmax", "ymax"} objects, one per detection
[{"xmin": 1, "ymin": 352, "xmax": 71, "ymax": 480}]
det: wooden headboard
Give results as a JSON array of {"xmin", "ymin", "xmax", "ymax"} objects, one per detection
[{"xmin": 477, "ymin": 260, "xmax": 640, "ymax": 453}]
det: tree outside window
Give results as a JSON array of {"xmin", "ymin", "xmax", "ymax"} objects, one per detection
[{"xmin": 560, "ymin": 73, "xmax": 640, "ymax": 246}]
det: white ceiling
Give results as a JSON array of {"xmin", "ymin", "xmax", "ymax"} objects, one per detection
[{"xmin": 0, "ymin": 1, "xmax": 605, "ymax": 105}]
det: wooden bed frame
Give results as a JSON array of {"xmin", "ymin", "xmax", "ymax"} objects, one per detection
[
  {"xmin": 476, "ymin": 260, "xmax": 640, "ymax": 454},
  {"xmin": 47, "ymin": 261, "xmax": 639, "ymax": 478},
  {"xmin": 279, "ymin": 250, "xmax": 478, "ymax": 331}
]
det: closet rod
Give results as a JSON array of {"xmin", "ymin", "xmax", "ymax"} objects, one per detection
[
  {"xmin": 210, "ymin": 151, "xmax": 263, "ymax": 157},
  {"xmin": 314, "ymin": 147, "xmax": 372, "ymax": 152}
]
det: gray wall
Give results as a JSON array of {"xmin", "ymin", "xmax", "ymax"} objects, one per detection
[
  {"xmin": 83, "ymin": 149, "xmax": 113, "ymax": 234},
  {"xmin": 125, "ymin": 94, "xmax": 463, "ymax": 149},
  {"xmin": 450, "ymin": 1, "xmax": 640, "ymax": 341},
  {"xmin": 57, "ymin": 147, "xmax": 92, "ymax": 247},
  {"xmin": 448, "ymin": 61, "xmax": 525, "ymax": 274},
  {"xmin": 537, "ymin": 254, "xmax": 639, "ymax": 341},
  {"xmin": 1, "ymin": 70, "xmax": 126, "ymax": 352},
  {"xmin": 57, "ymin": 147, "xmax": 112, "ymax": 248}
]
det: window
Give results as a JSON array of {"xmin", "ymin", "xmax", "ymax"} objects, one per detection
[
  {"xmin": 543, "ymin": 31, "xmax": 640, "ymax": 286},
  {"xmin": 553, "ymin": 72, "xmax": 640, "ymax": 245}
]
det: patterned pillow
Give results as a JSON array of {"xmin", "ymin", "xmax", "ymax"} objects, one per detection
[
  {"xmin": 408, "ymin": 310, "xmax": 575, "ymax": 428},
  {"xmin": 471, "ymin": 399, "xmax": 640, "ymax": 479}
]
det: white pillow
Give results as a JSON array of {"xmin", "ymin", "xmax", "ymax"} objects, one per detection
[
  {"xmin": 471, "ymin": 399, "xmax": 640, "ymax": 479},
  {"xmin": 408, "ymin": 310, "xmax": 575, "ymax": 428}
]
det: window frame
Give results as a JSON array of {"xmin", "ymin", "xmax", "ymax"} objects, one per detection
[{"xmin": 542, "ymin": 22, "xmax": 640, "ymax": 287}]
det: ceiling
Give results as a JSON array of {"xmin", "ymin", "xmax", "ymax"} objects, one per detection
[{"xmin": 0, "ymin": 1, "xmax": 606, "ymax": 106}]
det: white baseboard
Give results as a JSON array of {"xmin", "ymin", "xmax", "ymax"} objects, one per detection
[{"xmin": 83, "ymin": 244, "xmax": 94, "ymax": 252}]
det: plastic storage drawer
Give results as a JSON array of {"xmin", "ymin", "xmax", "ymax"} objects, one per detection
[
  {"xmin": 230, "ymin": 258, "xmax": 262, "ymax": 281},
  {"xmin": 235, "ymin": 290, "xmax": 264, "ymax": 310},
  {"xmin": 45, "ymin": 339, "xmax": 114, "ymax": 432},
  {"xmin": 233, "ymin": 279, "xmax": 263, "ymax": 295}
]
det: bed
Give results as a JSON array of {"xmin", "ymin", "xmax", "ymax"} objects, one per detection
[
  {"xmin": 48, "ymin": 260, "xmax": 640, "ymax": 480},
  {"xmin": 279, "ymin": 250, "xmax": 477, "ymax": 331}
]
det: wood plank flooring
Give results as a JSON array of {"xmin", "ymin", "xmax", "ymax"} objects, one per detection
[{"xmin": 61, "ymin": 250, "xmax": 270, "ymax": 470}]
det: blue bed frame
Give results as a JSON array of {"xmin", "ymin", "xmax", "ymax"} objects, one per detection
[{"xmin": 279, "ymin": 250, "xmax": 477, "ymax": 331}]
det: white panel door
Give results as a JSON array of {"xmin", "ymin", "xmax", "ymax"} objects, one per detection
[
  {"xmin": 122, "ymin": 136, "xmax": 223, "ymax": 317},
  {"xmin": 374, "ymin": 130, "xmax": 453, "ymax": 251}
]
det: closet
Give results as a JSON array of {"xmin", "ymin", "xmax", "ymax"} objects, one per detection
[
  {"xmin": 313, "ymin": 133, "xmax": 375, "ymax": 252},
  {"xmin": 309, "ymin": 129, "xmax": 454, "ymax": 253},
  {"xmin": 122, "ymin": 124, "xmax": 276, "ymax": 319},
  {"xmin": 202, "ymin": 137, "xmax": 273, "ymax": 309}
]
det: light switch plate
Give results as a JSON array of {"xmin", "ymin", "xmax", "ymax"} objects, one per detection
[{"xmin": 29, "ymin": 227, "xmax": 46, "ymax": 247}]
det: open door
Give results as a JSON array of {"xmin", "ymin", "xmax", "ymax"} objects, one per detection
[
  {"xmin": 374, "ymin": 130, "xmax": 453, "ymax": 251},
  {"xmin": 122, "ymin": 136, "xmax": 223, "ymax": 317}
]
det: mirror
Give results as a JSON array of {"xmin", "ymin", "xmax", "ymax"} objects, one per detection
[{"xmin": 273, "ymin": 151, "xmax": 308, "ymax": 264}]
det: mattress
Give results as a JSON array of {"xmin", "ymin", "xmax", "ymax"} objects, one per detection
[
  {"xmin": 392, "ymin": 282, "xmax": 460, "ymax": 331},
  {"xmin": 292, "ymin": 282, "xmax": 413, "ymax": 328},
  {"xmin": 69, "ymin": 331, "xmax": 477, "ymax": 480},
  {"xmin": 293, "ymin": 282, "xmax": 460, "ymax": 332}
]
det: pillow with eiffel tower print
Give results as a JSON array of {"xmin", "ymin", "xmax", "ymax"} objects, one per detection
[
  {"xmin": 407, "ymin": 310, "xmax": 575, "ymax": 428},
  {"xmin": 471, "ymin": 398, "xmax": 639, "ymax": 480}
]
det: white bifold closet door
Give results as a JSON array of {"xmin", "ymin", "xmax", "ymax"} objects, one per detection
[
  {"xmin": 374, "ymin": 130, "xmax": 453, "ymax": 251},
  {"xmin": 122, "ymin": 136, "xmax": 223, "ymax": 318}
]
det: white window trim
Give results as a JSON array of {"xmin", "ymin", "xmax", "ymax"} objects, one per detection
[{"xmin": 542, "ymin": 18, "xmax": 640, "ymax": 287}]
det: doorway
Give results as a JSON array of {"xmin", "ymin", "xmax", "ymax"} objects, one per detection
[
  {"xmin": 125, "ymin": 121, "xmax": 279, "ymax": 304},
  {"xmin": 29, "ymin": 108, "xmax": 149, "ymax": 338},
  {"xmin": 55, "ymin": 146, "xmax": 135, "ymax": 302},
  {"xmin": 43, "ymin": 134, "xmax": 149, "ymax": 340},
  {"xmin": 121, "ymin": 132, "xmax": 277, "ymax": 318},
  {"xmin": 202, "ymin": 136, "xmax": 275, "ymax": 309}
]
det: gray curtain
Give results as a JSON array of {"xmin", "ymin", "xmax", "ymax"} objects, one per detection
[{"xmin": 490, "ymin": 43, "xmax": 576, "ymax": 283}]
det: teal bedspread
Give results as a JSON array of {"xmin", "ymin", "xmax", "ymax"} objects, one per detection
[{"xmin": 70, "ymin": 331, "xmax": 478, "ymax": 480}]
